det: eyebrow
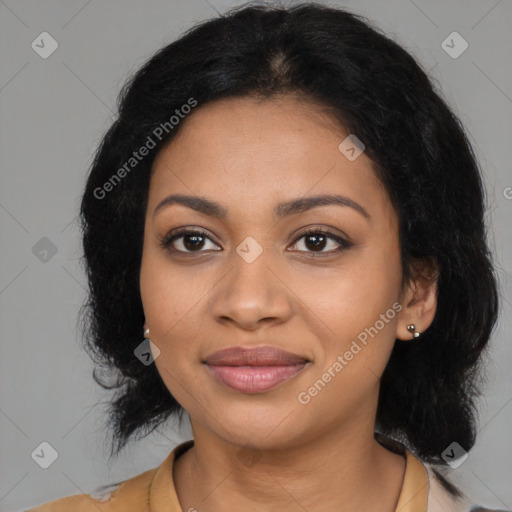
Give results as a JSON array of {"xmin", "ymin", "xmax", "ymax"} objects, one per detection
[{"xmin": 153, "ymin": 193, "xmax": 370, "ymax": 220}]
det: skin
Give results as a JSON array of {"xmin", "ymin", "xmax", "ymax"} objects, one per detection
[{"xmin": 139, "ymin": 95, "xmax": 438, "ymax": 512}]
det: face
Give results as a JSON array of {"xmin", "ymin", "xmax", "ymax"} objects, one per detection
[{"xmin": 140, "ymin": 95, "xmax": 409, "ymax": 450}]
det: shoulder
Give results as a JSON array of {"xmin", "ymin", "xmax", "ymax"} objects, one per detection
[
  {"xmin": 425, "ymin": 464, "xmax": 510, "ymax": 512},
  {"xmin": 25, "ymin": 439, "xmax": 193, "ymax": 512},
  {"xmin": 25, "ymin": 466, "xmax": 158, "ymax": 512},
  {"xmin": 375, "ymin": 433, "xmax": 509, "ymax": 512}
]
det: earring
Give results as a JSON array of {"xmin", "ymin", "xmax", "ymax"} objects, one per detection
[
  {"xmin": 143, "ymin": 327, "xmax": 150, "ymax": 340},
  {"xmin": 406, "ymin": 324, "xmax": 421, "ymax": 339}
]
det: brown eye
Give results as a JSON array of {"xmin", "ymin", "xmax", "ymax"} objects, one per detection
[
  {"xmin": 289, "ymin": 229, "xmax": 352, "ymax": 255},
  {"xmin": 160, "ymin": 229, "xmax": 221, "ymax": 253}
]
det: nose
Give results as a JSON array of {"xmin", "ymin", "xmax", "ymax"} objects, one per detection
[{"xmin": 210, "ymin": 249, "xmax": 293, "ymax": 331}]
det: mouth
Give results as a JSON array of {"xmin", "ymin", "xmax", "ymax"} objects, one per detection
[{"xmin": 203, "ymin": 346, "xmax": 310, "ymax": 394}]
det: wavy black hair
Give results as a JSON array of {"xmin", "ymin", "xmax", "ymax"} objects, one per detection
[{"xmin": 78, "ymin": 1, "xmax": 499, "ymax": 472}]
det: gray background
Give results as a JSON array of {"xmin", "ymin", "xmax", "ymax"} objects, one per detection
[{"xmin": 1, "ymin": 0, "xmax": 511, "ymax": 510}]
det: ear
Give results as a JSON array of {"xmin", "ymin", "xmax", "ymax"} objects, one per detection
[{"xmin": 396, "ymin": 258, "xmax": 439, "ymax": 341}]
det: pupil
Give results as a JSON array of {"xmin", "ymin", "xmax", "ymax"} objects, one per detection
[
  {"xmin": 181, "ymin": 234, "xmax": 328, "ymax": 252},
  {"xmin": 184, "ymin": 234, "xmax": 205, "ymax": 251},
  {"xmin": 306, "ymin": 234, "xmax": 326, "ymax": 251}
]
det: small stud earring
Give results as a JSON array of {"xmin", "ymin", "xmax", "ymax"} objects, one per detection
[
  {"xmin": 143, "ymin": 327, "xmax": 150, "ymax": 339},
  {"xmin": 406, "ymin": 324, "xmax": 421, "ymax": 339}
]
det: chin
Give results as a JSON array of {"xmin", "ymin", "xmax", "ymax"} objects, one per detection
[{"xmin": 208, "ymin": 399, "xmax": 309, "ymax": 448}]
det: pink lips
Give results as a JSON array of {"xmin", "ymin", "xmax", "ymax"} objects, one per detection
[{"xmin": 204, "ymin": 346, "xmax": 309, "ymax": 394}]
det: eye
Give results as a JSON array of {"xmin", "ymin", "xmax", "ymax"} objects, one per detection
[
  {"xmin": 288, "ymin": 228, "xmax": 352, "ymax": 256},
  {"xmin": 159, "ymin": 228, "xmax": 221, "ymax": 254},
  {"xmin": 159, "ymin": 227, "xmax": 352, "ymax": 257}
]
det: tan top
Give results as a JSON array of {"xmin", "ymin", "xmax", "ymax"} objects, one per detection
[{"xmin": 25, "ymin": 439, "xmax": 502, "ymax": 512}]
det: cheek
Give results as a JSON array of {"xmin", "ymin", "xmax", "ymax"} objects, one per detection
[
  {"xmin": 140, "ymin": 248, "xmax": 187, "ymax": 341},
  {"xmin": 140, "ymin": 255, "xmax": 205, "ymax": 403},
  {"xmin": 307, "ymin": 246, "xmax": 401, "ymax": 322},
  {"xmin": 139, "ymin": 247, "xmax": 214, "ymax": 367},
  {"xmin": 303, "ymin": 242, "xmax": 402, "ymax": 366}
]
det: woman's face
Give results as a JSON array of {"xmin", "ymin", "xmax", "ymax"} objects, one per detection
[{"xmin": 140, "ymin": 95, "xmax": 410, "ymax": 450}]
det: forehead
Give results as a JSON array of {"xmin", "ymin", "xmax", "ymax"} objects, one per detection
[{"xmin": 149, "ymin": 96, "xmax": 390, "ymax": 220}]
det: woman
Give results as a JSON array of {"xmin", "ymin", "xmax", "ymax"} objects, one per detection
[{"xmin": 28, "ymin": 2, "xmax": 507, "ymax": 511}]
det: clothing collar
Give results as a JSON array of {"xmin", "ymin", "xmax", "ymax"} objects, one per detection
[{"xmin": 149, "ymin": 438, "xmax": 429, "ymax": 512}]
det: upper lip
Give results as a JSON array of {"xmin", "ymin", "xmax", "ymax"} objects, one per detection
[{"xmin": 204, "ymin": 346, "xmax": 309, "ymax": 366}]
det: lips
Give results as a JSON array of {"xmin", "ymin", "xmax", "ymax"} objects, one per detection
[
  {"xmin": 205, "ymin": 346, "xmax": 308, "ymax": 366},
  {"xmin": 204, "ymin": 346, "xmax": 309, "ymax": 394}
]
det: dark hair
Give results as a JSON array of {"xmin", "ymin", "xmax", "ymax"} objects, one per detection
[{"xmin": 79, "ymin": 1, "xmax": 499, "ymax": 469}]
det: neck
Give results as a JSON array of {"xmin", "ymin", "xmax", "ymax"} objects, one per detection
[{"xmin": 173, "ymin": 418, "xmax": 406, "ymax": 512}]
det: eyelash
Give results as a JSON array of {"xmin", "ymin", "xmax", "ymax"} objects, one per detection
[{"xmin": 159, "ymin": 227, "xmax": 352, "ymax": 257}]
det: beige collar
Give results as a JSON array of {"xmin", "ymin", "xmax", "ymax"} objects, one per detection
[
  {"xmin": 149, "ymin": 439, "xmax": 430, "ymax": 512},
  {"xmin": 395, "ymin": 449, "xmax": 429, "ymax": 512}
]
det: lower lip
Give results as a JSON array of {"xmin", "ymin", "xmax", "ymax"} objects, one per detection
[{"xmin": 206, "ymin": 363, "xmax": 308, "ymax": 394}]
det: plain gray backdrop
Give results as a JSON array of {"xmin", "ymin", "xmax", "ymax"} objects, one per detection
[{"xmin": 1, "ymin": 0, "xmax": 511, "ymax": 510}]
